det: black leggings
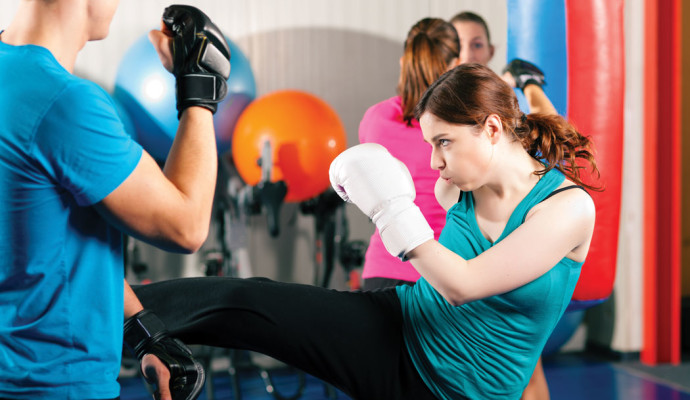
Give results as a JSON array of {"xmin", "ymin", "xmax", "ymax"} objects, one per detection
[{"xmin": 132, "ymin": 277, "xmax": 439, "ymax": 400}]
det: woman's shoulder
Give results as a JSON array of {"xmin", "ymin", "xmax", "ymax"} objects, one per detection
[
  {"xmin": 529, "ymin": 179, "xmax": 596, "ymax": 262},
  {"xmin": 363, "ymin": 96, "xmax": 403, "ymax": 116},
  {"xmin": 434, "ymin": 178, "xmax": 461, "ymax": 211},
  {"xmin": 359, "ymin": 96, "xmax": 414, "ymax": 141},
  {"xmin": 530, "ymin": 178, "xmax": 595, "ymax": 223}
]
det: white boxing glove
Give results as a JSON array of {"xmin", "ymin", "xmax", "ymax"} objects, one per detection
[{"xmin": 329, "ymin": 143, "xmax": 433, "ymax": 260}]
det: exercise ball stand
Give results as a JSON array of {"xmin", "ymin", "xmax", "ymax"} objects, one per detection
[{"xmin": 300, "ymin": 190, "xmax": 366, "ymax": 291}]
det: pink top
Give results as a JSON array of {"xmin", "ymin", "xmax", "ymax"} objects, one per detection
[{"xmin": 358, "ymin": 96, "xmax": 447, "ymax": 282}]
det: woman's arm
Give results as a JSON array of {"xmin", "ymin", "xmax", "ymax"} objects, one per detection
[
  {"xmin": 523, "ymin": 84, "xmax": 557, "ymax": 115},
  {"xmin": 330, "ymin": 144, "xmax": 595, "ymax": 307},
  {"xmin": 408, "ymin": 187, "xmax": 595, "ymax": 305},
  {"xmin": 501, "ymin": 59, "xmax": 558, "ymax": 116}
]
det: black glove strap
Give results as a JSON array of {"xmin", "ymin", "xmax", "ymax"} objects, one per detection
[
  {"xmin": 178, "ymin": 74, "xmax": 222, "ymax": 102},
  {"xmin": 123, "ymin": 309, "xmax": 169, "ymax": 359},
  {"xmin": 503, "ymin": 59, "xmax": 546, "ymax": 91},
  {"xmin": 518, "ymin": 75, "xmax": 545, "ymax": 90}
]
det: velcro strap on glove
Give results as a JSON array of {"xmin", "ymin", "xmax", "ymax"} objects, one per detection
[
  {"xmin": 124, "ymin": 309, "xmax": 168, "ymax": 360},
  {"xmin": 373, "ymin": 199, "xmax": 434, "ymax": 261},
  {"xmin": 178, "ymin": 74, "xmax": 226, "ymax": 102}
]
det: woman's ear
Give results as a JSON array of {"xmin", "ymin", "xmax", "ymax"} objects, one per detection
[{"xmin": 484, "ymin": 114, "xmax": 502, "ymax": 144}]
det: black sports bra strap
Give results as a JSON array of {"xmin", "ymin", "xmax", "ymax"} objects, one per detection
[
  {"xmin": 457, "ymin": 185, "xmax": 587, "ymax": 205},
  {"xmin": 540, "ymin": 185, "xmax": 588, "ymax": 203}
]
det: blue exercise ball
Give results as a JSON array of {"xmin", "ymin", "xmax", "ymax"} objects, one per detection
[
  {"xmin": 113, "ymin": 33, "xmax": 256, "ymax": 161},
  {"xmin": 542, "ymin": 309, "xmax": 585, "ymax": 356}
]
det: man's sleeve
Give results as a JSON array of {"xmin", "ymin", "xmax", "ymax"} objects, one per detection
[{"xmin": 34, "ymin": 79, "xmax": 144, "ymax": 206}]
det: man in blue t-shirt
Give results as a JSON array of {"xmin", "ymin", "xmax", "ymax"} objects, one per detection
[{"xmin": 0, "ymin": 2, "xmax": 230, "ymax": 399}]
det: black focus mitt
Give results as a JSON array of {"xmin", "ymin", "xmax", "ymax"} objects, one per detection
[
  {"xmin": 502, "ymin": 58, "xmax": 546, "ymax": 90},
  {"xmin": 162, "ymin": 5, "xmax": 231, "ymax": 118},
  {"xmin": 124, "ymin": 309, "xmax": 205, "ymax": 400}
]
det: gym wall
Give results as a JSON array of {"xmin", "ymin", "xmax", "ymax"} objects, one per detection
[
  {"xmin": 1, "ymin": 0, "xmax": 652, "ymax": 355},
  {"xmin": 2, "ymin": 0, "xmax": 507, "ymax": 286}
]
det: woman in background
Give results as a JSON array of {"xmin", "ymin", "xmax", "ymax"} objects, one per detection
[
  {"xmin": 450, "ymin": 11, "xmax": 557, "ymax": 116},
  {"xmin": 358, "ymin": 17, "xmax": 458, "ymax": 291}
]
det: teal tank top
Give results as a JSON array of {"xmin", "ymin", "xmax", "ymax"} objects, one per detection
[{"xmin": 396, "ymin": 169, "xmax": 583, "ymax": 400}]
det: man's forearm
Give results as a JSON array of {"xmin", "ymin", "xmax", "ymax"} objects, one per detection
[{"xmin": 124, "ymin": 279, "xmax": 145, "ymax": 319}]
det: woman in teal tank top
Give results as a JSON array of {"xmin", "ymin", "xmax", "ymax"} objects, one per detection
[
  {"xmin": 392, "ymin": 64, "xmax": 601, "ymax": 399},
  {"xmin": 133, "ymin": 63, "xmax": 601, "ymax": 400}
]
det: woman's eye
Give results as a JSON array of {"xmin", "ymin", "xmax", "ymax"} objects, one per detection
[
  {"xmin": 473, "ymin": 43, "xmax": 483, "ymax": 49},
  {"xmin": 439, "ymin": 139, "xmax": 450, "ymax": 147}
]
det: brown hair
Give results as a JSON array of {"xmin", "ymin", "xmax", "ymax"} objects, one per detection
[
  {"xmin": 398, "ymin": 18, "xmax": 459, "ymax": 126},
  {"xmin": 450, "ymin": 11, "xmax": 492, "ymax": 44},
  {"xmin": 414, "ymin": 63, "xmax": 601, "ymax": 190}
]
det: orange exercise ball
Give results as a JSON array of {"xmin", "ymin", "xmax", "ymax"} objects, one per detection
[{"xmin": 232, "ymin": 90, "xmax": 347, "ymax": 202}]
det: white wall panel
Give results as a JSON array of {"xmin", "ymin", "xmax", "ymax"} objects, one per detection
[
  {"xmin": 612, "ymin": 0, "xmax": 644, "ymax": 352},
  {"xmin": 1, "ymin": 1, "xmax": 506, "ymax": 90}
]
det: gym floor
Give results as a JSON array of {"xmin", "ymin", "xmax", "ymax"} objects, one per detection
[{"xmin": 118, "ymin": 349, "xmax": 690, "ymax": 400}]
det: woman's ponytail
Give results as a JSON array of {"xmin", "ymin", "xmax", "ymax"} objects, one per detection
[
  {"xmin": 398, "ymin": 18, "xmax": 460, "ymax": 126},
  {"xmin": 519, "ymin": 113, "xmax": 601, "ymax": 191}
]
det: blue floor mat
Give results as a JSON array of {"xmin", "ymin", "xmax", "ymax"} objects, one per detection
[{"xmin": 119, "ymin": 352, "xmax": 690, "ymax": 400}]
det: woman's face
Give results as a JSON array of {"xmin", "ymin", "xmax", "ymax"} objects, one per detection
[
  {"xmin": 453, "ymin": 21, "xmax": 494, "ymax": 66},
  {"xmin": 420, "ymin": 112, "xmax": 494, "ymax": 191}
]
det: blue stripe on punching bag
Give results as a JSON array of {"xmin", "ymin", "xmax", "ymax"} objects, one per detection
[{"xmin": 506, "ymin": 0, "xmax": 568, "ymax": 116}]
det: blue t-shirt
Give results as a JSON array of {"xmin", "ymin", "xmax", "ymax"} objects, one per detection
[
  {"xmin": 0, "ymin": 41, "xmax": 143, "ymax": 398},
  {"xmin": 397, "ymin": 169, "xmax": 583, "ymax": 400}
]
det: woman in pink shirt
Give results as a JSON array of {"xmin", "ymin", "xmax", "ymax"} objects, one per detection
[{"xmin": 359, "ymin": 17, "xmax": 459, "ymax": 290}]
